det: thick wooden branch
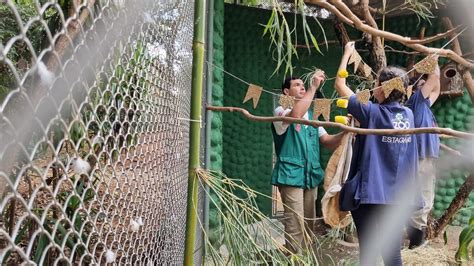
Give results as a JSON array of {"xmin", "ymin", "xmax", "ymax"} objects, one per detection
[
  {"xmin": 207, "ymin": 106, "xmax": 474, "ymax": 139},
  {"xmin": 333, "ymin": 20, "xmax": 369, "ymax": 77},
  {"xmin": 407, "ymin": 28, "xmax": 425, "ymax": 74},
  {"xmin": 442, "ymin": 17, "xmax": 474, "ymax": 104},
  {"xmin": 439, "ymin": 90, "xmax": 464, "ymax": 98},
  {"xmin": 360, "ymin": 0, "xmax": 386, "ymax": 71},
  {"xmin": 333, "ymin": 19, "xmax": 351, "ymax": 46},
  {"xmin": 311, "ymin": 1, "xmax": 353, "ymax": 25},
  {"xmin": 430, "ymin": 174, "xmax": 474, "ymax": 239},
  {"xmin": 305, "ymin": 0, "xmax": 474, "ymax": 69},
  {"xmin": 46, "ymin": 0, "xmax": 95, "ymax": 71},
  {"xmin": 348, "ymin": 4, "xmax": 380, "ymax": 18},
  {"xmin": 293, "ymin": 38, "xmax": 363, "ymax": 48}
]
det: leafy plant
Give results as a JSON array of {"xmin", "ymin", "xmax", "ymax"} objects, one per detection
[
  {"xmin": 455, "ymin": 216, "xmax": 474, "ymax": 263},
  {"xmin": 197, "ymin": 169, "xmax": 333, "ymax": 265},
  {"xmin": 0, "ymin": 0, "xmax": 64, "ymax": 101},
  {"xmin": 262, "ymin": 0, "xmax": 326, "ymax": 77}
]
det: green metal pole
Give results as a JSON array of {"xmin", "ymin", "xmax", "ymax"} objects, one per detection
[{"xmin": 184, "ymin": 0, "xmax": 206, "ymax": 264}]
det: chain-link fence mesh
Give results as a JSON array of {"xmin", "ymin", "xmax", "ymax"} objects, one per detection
[{"xmin": 0, "ymin": 0, "xmax": 200, "ymax": 264}]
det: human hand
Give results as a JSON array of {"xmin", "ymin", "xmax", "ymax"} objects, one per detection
[
  {"xmin": 311, "ymin": 70, "xmax": 326, "ymax": 89},
  {"xmin": 344, "ymin": 41, "xmax": 355, "ymax": 55}
]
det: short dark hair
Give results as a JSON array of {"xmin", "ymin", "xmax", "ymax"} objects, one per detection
[
  {"xmin": 409, "ymin": 74, "xmax": 428, "ymax": 91},
  {"xmin": 281, "ymin": 76, "xmax": 300, "ymax": 93},
  {"xmin": 378, "ymin": 66, "xmax": 408, "ymax": 104}
]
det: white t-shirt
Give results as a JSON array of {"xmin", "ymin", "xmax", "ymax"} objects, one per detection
[{"xmin": 273, "ymin": 106, "xmax": 328, "ymax": 136}]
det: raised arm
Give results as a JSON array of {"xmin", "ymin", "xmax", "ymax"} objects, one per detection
[
  {"xmin": 288, "ymin": 71, "xmax": 325, "ymax": 118},
  {"xmin": 334, "ymin": 42, "xmax": 355, "ymax": 97},
  {"xmin": 420, "ymin": 56, "xmax": 440, "ymax": 106}
]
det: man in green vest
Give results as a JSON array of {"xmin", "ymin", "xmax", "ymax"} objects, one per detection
[{"xmin": 272, "ymin": 71, "xmax": 344, "ymax": 254}]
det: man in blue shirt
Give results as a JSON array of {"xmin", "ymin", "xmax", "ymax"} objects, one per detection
[
  {"xmin": 335, "ymin": 42, "xmax": 419, "ymax": 266},
  {"xmin": 405, "ymin": 58, "xmax": 441, "ymax": 249}
]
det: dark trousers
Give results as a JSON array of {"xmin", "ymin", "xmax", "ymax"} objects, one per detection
[{"xmin": 351, "ymin": 204, "xmax": 403, "ymax": 266}]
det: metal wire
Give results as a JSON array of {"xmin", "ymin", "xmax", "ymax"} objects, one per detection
[{"xmin": 0, "ymin": 0, "xmax": 196, "ymax": 264}]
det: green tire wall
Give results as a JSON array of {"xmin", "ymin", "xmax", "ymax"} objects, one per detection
[
  {"xmin": 431, "ymin": 91, "xmax": 473, "ymax": 225},
  {"xmin": 208, "ymin": 0, "xmax": 225, "ymax": 244}
]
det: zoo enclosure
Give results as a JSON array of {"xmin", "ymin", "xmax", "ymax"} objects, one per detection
[{"xmin": 0, "ymin": 0, "xmax": 205, "ymax": 264}]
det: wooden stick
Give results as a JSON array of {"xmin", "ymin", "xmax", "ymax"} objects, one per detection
[
  {"xmin": 404, "ymin": 25, "xmax": 463, "ymax": 45},
  {"xmin": 360, "ymin": 0, "xmax": 386, "ymax": 71},
  {"xmin": 46, "ymin": 0, "xmax": 96, "ymax": 71},
  {"xmin": 431, "ymin": 174, "xmax": 474, "ymax": 239},
  {"xmin": 439, "ymin": 90, "xmax": 464, "ymax": 97},
  {"xmin": 439, "ymin": 143, "xmax": 462, "ymax": 156},
  {"xmin": 206, "ymin": 106, "xmax": 474, "ymax": 139}
]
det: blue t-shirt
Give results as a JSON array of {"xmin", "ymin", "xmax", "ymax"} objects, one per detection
[
  {"xmin": 347, "ymin": 95, "xmax": 419, "ymax": 205},
  {"xmin": 405, "ymin": 89, "xmax": 440, "ymax": 159}
]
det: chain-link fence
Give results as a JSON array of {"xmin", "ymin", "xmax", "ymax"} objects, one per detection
[{"xmin": 0, "ymin": 0, "xmax": 200, "ymax": 264}]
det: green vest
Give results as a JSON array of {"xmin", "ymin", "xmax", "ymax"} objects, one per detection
[{"xmin": 271, "ymin": 112, "xmax": 324, "ymax": 189}]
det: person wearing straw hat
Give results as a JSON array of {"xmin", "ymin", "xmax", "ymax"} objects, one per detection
[
  {"xmin": 334, "ymin": 41, "xmax": 420, "ymax": 266},
  {"xmin": 271, "ymin": 72, "xmax": 345, "ymax": 254},
  {"xmin": 405, "ymin": 58, "xmax": 441, "ymax": 249}
]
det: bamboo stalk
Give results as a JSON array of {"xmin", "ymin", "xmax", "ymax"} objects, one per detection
[
  {"xmin": 206, "ymin": 106, "xmax": 474, "ymax": 139},
  {"xmin": 183, "ymin": 0, "xmax": 206, "ymax": 264}
]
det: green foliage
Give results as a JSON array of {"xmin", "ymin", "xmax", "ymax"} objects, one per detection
[
  {"xmin": 0, "ymin": 0, "xmax": 63, "ymax": 101},
  {"xmin": 455, "ymin": 216, "xmax": 474, "ymax": 263},
  {"xmin": 199, "ymin": 169, "xmax": 335, "ymax": 265},
  {"xmin": 262, "ymin": 0, "xmax": 326, "ymax": 77},
  {"xmin": 399, "ymin": 0, "xmax": 447, "ymax": 24}
]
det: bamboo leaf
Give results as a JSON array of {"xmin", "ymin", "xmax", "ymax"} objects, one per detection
[
  {"xmin": 455, "ymin": 219, "xmax": 474, "ymax": 262},
  {"xmin": 34, "ymin": 233, "xmax": 50, "ymax": 264},
  {"xmin": 2, "ymin": 219, "xmax": 31, "ymax": 264},
  {"xmin": 313, "ymin": 16, "xmax": 326, "ymax": 52},
  {"xmin": 262, "ymin": 10, "xmax": 275, "ymax": 36}
]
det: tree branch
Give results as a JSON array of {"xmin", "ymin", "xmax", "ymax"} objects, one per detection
[
  {"xmin": 305, "ymin": 0, "xmax": 474, "ymax": 69},
  {"xmin": 463, "ymin": 51, "xmax": 474, "ymax": 58},
  {"xmin": 442, "ymin": 17, "xmax": 474, "ymax": 104},
  {"xmin": 306, "ymin": 0, "xmax": 353, "ymax": 25},
  {"xmin": 206, "ymin": 106, "xmax": 474, "ymax": 139},
  {"xmin": 430, "ymin": 174, "xmax": 474, "ymax": 239},
  {"xmin": 404, "ymin": 25, "xmax": 463, "ymax": 45},
  {"xmin": 440, "ymin": 143, "xmax": 462, "ymax": 157},
  {"xmin": 46, "ymin": 0, "xmax": 96, "ymax": 71},
  {"xmin": 293, "ymin": 38, "xmax": 363, "ymax": 48},
  {"xmin": 360, "ymin": 0, "xmax": 386, "ymax": 71}
]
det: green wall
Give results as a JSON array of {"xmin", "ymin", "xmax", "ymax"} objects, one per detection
[
  {"xmin": 214, "ymin": 4, "xmax": 473, "ymax": 224},
  {"xmin": 208, "ymin": 0, "xmax": 225, "ymax": 244}
]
